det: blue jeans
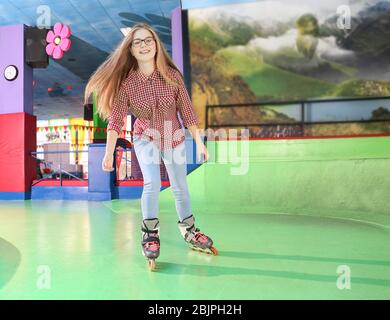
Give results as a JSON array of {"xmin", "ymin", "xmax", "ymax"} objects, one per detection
[{"xmin": 133, "ymin": 135, "xmax": 192, "ymax": 221}]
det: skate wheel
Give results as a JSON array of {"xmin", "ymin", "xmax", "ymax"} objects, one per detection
[
  {"xmin": 148, "ymin": 259, "xmax": 157, "ymax": 271},
  {"xmin": 210, "ymin": 247, "xmax": 218, "ymax": 255}
]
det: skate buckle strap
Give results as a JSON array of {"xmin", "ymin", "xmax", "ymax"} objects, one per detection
[
  {"xmin": 144, "ymin": 241, "xmax": 160, "ymax": 251},
  {"xmin": 142, "ymin": 227, "xmax": 159, "ymax": 234},
  {"xmin": 194, "ymin": 230, "xmax": 209, "ymax": 244},
  {"xmin": 185, "ymin": 223, "xmax": 195, "ymax": 231},
  {"xmin": 143, "ymin": 236, "xmax": 160, "ymax": 244}
]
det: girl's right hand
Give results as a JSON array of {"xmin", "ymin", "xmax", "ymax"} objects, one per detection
[{"xmin": 102, "ymin": 153, "xmax": 114, "ymax": 172}]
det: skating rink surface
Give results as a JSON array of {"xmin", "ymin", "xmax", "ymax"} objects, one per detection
[
  {"xmin": 1, "ymin": 197, "xmax": 390, "ymax": 299},
  {"xmin": 2, "ymin": 135, "xmax": 390, "ymax": 299}
]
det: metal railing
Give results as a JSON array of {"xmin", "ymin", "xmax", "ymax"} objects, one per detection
[
  {"xmin": 205, "ymin": 96, "xmax": 390, "ymax": 136},
  {"xmin": 114, "ymin": 148, "xmax": 134, "ymax": 181},
  {"xmin": 31, "ymin": 150, "xmax": 87, "ymax": 186}
]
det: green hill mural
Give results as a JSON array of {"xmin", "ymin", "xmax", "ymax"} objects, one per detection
[{"xmin": 187, "ymin": 0, "xmax": 390, "ymax": 137}]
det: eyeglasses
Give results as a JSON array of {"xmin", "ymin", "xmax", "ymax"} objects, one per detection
[{"xmin": 132, "ymin": 37, "xmax": 155, "ymax": 48}]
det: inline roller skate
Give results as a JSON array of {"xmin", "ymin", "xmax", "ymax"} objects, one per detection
[
  {"xmin": 141, "ymin": 218, "xmax": 160, "ymax": 271},
  {"xmin": 178, "ymin": 215, "xmax": 218, "ymax": 255}
]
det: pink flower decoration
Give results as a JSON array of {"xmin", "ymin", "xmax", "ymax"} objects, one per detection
[{"xmin": 46, "ymin": 22, "xmax": 72, "ymax": 60}]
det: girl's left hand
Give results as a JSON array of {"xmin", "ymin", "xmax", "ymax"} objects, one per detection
[{"xmin": 196, "ymin": 142, "xmax": 209, "ymax": 163}]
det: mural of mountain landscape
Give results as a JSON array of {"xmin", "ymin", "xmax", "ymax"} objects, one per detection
[{"xmin": 188, "ymin": 0, "xmax": 390, "ymax": 137}]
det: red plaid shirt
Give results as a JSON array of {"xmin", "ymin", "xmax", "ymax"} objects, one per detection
[{"xmin": 107, "ymin": 66, "xmax": 199, "ymax": 150}]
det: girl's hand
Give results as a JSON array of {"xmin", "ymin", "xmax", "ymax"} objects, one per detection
[
  {"xmin": 102, "ymin": 153, "xmax": 114, "ymax": 172},
  {"xmin": 196, "ymin": 142, "xmax": 209, "ymax": 163}
]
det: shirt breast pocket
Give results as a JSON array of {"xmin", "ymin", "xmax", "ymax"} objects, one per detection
[
  {"xmin": 129, "ymin": 96, "xmax": 152, "ymax": 119},
  {"xmin": 157, "ymin": 92, "xmax": 176, "ymax": 117}
]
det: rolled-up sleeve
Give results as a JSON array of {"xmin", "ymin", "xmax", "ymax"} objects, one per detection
[
  {"xmin": 174, "ymin": 71, "xmax": 199, "ymax": 128},
  {"xmin": 107, "ymin": 84, "xmax": 128, "ymax": 135}
]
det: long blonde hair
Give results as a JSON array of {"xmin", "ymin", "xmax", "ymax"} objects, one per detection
[{"xmin": 84, "ymin": 23, "xmax": 183, "ymax": 121}]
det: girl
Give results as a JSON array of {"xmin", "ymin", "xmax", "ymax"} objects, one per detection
[{"xmin": 84, "ymin": 23, "xmax": 217, "ymax": 270}]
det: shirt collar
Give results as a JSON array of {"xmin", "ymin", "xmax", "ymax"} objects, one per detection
[{"xmin": 136, "ymin": 67, "xmax": 159, "ymax": 83}]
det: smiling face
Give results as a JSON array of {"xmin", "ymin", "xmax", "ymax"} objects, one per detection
[{"xmin": 130, "ymin": 28, "xmax": 157, "ymax": 63}]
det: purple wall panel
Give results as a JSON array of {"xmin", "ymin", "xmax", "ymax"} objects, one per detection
[
  {"xmin": 171, "ymin": 7, "xmax": 183, "ymax": 73},
  {"xmin": 0, "ymin": 24, "xmax": 33, "ymax": 115},
  {"xmin": 171, "ymin": 7, "xmax": 186, "ymax": 128}
]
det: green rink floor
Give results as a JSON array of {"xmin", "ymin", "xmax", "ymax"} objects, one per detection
[{"xmin": 1, "ymin": 199, "xmax": 390, "ymax": 299}]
